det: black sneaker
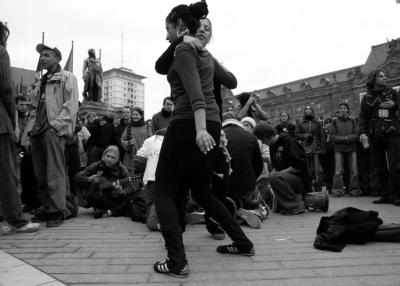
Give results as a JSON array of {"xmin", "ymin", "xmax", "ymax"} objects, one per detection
[
  {"xmin": 46, "ymin": 214, "xmax": 64, "ymax": 228},
  {"xmin": 216, "ymin": 243, "xmax": 255, "ymax": 256},
  {"xmin": 153, "ymin": 259, "xmax": 189, "ymax": 278},
  {"xmin": 31, "ymin": 212, "xmax": 48, "ymax": 223}
]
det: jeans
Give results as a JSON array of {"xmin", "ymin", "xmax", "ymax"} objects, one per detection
[
  {"xmin": 370, "ymin": 135, "xmax": 400, "ymax": 199},
  {"xmin": 0, "ymin": 134, "xmax": 28, "ymax": 227},
  {"xmin": 333, "ymin": 151, "xmax": 359, "ymax": 191},
  {"xmin": 31, "ymin": 128, "xmax": 69, "ymax": 218}
]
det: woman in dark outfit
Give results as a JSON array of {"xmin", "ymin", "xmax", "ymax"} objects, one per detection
[{"xmin": 153, "ymin": 2, "xmax": 254, "ymax": 278}]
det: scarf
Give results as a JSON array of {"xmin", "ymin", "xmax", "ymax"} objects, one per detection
[
  {"xmin": 161, "ymin": 108, "xmax": 172, "ymax": 118},
  {"xmin": 125, "ymin": 118, "xmax": 145, "ymax": 152}
]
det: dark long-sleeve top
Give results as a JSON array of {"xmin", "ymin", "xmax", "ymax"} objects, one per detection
[
  {"xmin": 359, "ymin": 87, "xmax": 400, "ymax": 139},
  {"xmin": 269, "ymin": 133, "xmax": 312, "ymax": 189},
  {"xmin": 329, "ymin": 117, "xmax": 358, "ymax": 152},
  {"xmin": 0, "ymin": 46, "xmax": 15, "ymax": 134},
  {"xmin": 86, "ymin": 117, "xmax": 117, "ymax": 148},
  {"xmin": 295, "ymin": 118, "xmax": 325, "ymax": 153},
  {"xmin": 74, "ymin": 160, "xmax": 130, "ymax": 190},
  {"xmin": 155, "ymin": 39, "xmax": 237, "ymax": 118},
  {"xmin": 223, "ymin": 124, "xmax": 263, "ymax": 197},
  {"xmin": 167, "ymin": 43, "xmax": 220, "ymax": 122}
]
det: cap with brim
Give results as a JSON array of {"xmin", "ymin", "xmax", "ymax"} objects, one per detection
[{"xmin": 36, "ymin": 44, "xmax": 62, "ymax": 60}]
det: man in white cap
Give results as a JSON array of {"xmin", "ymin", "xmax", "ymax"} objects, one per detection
[{"xmin": 24, "ymin": 43, "xmax": 79, "ymax": 227}]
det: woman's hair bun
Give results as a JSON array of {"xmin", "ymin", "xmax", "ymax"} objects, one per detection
[{"xmin": 189, "ymin": 1, "xmax": 208, "ymax": 19}]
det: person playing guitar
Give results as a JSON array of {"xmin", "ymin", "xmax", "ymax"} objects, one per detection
[{"xmin": 74, "ymin": 145, "xmax": 143, "ymax": 218}]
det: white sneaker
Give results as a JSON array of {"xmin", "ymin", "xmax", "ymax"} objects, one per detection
[{"xmin": 1, "ymin": 222, "xmax": 40, "ymax": 235}]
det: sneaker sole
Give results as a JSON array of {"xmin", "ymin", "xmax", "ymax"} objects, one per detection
[{"xmin": 237, "ymin": 209, "xmax": 261, "ymax": 229}]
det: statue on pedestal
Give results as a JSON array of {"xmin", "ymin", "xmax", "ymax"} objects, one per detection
[{"xmin": 82, "ymin": 49, "xmax": 103, "ymax": 102}]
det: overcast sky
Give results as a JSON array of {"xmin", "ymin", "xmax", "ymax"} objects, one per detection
[{"xmin": 3, "ymin": 0, "xmax": 399, "ymax": 119}]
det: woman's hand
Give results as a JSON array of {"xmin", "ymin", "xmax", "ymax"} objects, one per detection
[{"xmin": 196, "ymin": 129, "xmax": 216, "ymax": 154}]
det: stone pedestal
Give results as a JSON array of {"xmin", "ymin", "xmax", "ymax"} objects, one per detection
[{"xmin": 79, "ymin": 101, "xmax": 108, "ymax": 121}]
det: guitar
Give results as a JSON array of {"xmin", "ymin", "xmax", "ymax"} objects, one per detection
[{"xmin": 90, "ymin": 173, "xmax": 144, "ymax": 197}]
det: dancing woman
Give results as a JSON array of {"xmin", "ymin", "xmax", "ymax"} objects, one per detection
[{"xmin": 153, "ymin": 1, "xmax": 254, "ymax": 278}]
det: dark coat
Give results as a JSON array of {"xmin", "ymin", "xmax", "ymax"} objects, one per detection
[
  {"xmin": 314, "ymin": 207, "xmax": 383, "ymax": 252},
  {"xmin": 223, "ymin": 123, "xmax": 263, "ymax": 197}
]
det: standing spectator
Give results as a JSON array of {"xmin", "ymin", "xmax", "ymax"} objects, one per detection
[
  {"xmin": 115, "ymin": 106, "xmax": 131, "ymax": 161},
  {"xmin": 295, "ymin": 105, "xmax": 324, "ymax": 192},
  {"xmin": 0, "ymin": 21, "xmax": 40, "ymax": 234},
  {"xmin": 86, "ymin": 106, "xmax": 117, "ymax": 165},
  {"xmin": 120, "ymin": 107, "xmax": 152, "ymax": 174},
  {"xmin": 319, "ymin": 118, "xmax": 335, "ymax": 193},
  {"xmin": 151, "ymin": 97, "xmax": 173, "ymax": 133},
  {"xmin": 359, "ymin": 69, "xmax": 400, "ymax": 205},
  {"xmin": 25, "ymin": 43, "xmax": 79, "ymax": 227},
  {"xmin": 16, "ymin": 96, "xmax": 40, "ymax": 211},
  {"xmin": 77, "ymin": 116, "xmax": 91, "ymax": 169},
  {"xmin": 330, "ymin": 102, "xmax": 360, "ymax": 197},
  {"xmin": 275, "ymin": 112, "xmax": 295, "ymax": 135}
]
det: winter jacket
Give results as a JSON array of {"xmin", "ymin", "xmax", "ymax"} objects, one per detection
[
  {"xmin": 222, "ymin": 120, "xmax": 263, "ymax": 197},
  {"xmin": 359, "ymin": 86, "xmax": 400, "ymax": 139},
  {"xmin": 295, "ymin": 108, "xmax": 324, "ymax": 154},
  {"xmin": 330, "ymin": 117, "xmax": 359, "ymax": 152},
  {"xmin": 25, "ymin": 67, "xmax": 79, "ymax": 138},
  {"xmin": 314, "ymin": 207, "xmax": 383, "ymax": 252}
]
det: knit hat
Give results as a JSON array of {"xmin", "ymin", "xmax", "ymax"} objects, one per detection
[{"xmin": 241, "ymin": 117, "xmax": 256, "ymax": 128}]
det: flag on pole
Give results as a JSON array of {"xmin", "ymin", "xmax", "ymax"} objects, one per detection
[{"xmin": 64, "ymin": 41, "xmax": 74, "ymax": 72}]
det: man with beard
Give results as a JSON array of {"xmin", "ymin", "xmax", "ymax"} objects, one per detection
[{"xmin": 151, "ymin": 97, "xmax": 173, "ymax": 133}]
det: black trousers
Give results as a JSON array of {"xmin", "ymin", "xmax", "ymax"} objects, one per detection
[
  {"xmin": 65, "ymin": 143, "xmax": 81, "ymax": 195},
  {"xmin": 320, "ymin": 149, "xmax": 334, "ymax": 189},
  {"xmin": 370, "ymin": 135, "xmax": 400, "ymax": 199},
  {"xmin": 20, "ymin": 153, "xmax": 40, "ymax": 209},
  {"xmin": 154, "ymin": 120, "xmax": 253, "ymax": 267}
]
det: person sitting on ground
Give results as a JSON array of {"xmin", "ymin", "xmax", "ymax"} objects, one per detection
[
  {"xmin": 329, "ymin": 102, "xmax": 360, "ymax": 197},
  {"xmin": 222, "ymin": 117, "xmax": 265, "ymax": 228},
  {"xmin": 131, "ymin": 129, "xmax": 167, "ymax": 230},
  {"xmin": 254, "ymin": 122, "xmax": 312, "ymax": 215},
  {"xmin": 74, "ymin": 145, "xmax": 141, "ymax": 219}
]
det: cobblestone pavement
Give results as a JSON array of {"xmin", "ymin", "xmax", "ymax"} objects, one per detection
[{"xmin": 1, "ymin": 196, "xmax": 400, "ymax": 286}]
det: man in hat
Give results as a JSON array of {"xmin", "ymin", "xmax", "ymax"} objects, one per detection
[{"xmin": 24, "ymin": 43, "xmax": 79, "ymax": 227}]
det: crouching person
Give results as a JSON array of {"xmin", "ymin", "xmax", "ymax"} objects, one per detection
[
  {"xmin": 254, "ymin": 123, "xmax": 312, "ymax": 215},
  {"xmin": 74, "ymin": 145, "xmax": 139, "ymax": 219}
]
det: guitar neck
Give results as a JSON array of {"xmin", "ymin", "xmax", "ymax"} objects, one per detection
[{"xmin": 118, "ymin": 174, "xmax": 143, "ymax": 185}]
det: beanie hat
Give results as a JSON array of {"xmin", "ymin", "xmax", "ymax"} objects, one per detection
[{"xmin": 241, "ymin": 117, "xmax": 256, "ymax": 128}]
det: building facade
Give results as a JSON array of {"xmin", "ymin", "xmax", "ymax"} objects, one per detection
[
  {"xmin": 102, "ymin": 67, "xmax": 146, "ymax": 109},
  {"xmin": 10, "ymin": 67, "xmax": 36, "ymax": 98},
  {"xmin": 246, "ymin": 38, "xmax": 400, "ymax": 125}
]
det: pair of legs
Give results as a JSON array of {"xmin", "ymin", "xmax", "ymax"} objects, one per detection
[
  {"xmin": 0, "ymin": 134, "xmax": 29, "ymax": 227},
  {"xmin": 154, "ymin": 120, "xmax": 253, "ymax": 269},
  {"xmin": 332, "ymin": 151, "xmax": 359, "ymax": 193},
  {"xmin": 306, "ymin": 153, "xmax": 322, "ymax": 192},
  {"xmin": 31, "ymin": 128, "xmax": 70, "ymax": 220},
  {"xmin": 370, "ymin": 135, "xmax": 400, "ymax": 203}
]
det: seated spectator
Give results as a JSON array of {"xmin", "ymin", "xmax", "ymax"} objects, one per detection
[
  {"xmin": 74, "ymin": 145, "xmax": 144, "ymax": 219},
  {"xmin": 222, "ymin": 117, "xmax": 265, "ymax": 228},
  {"xmin": 330, "ymin": 102, "xmax": 360, "ymax": 197},
  {"xmin": 132, "ymin": 129, "xmax": 166, "ymax": 230},
  {"xmin": 254, "ymin": 123, "xmax": 312, "ymax": 215}
]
